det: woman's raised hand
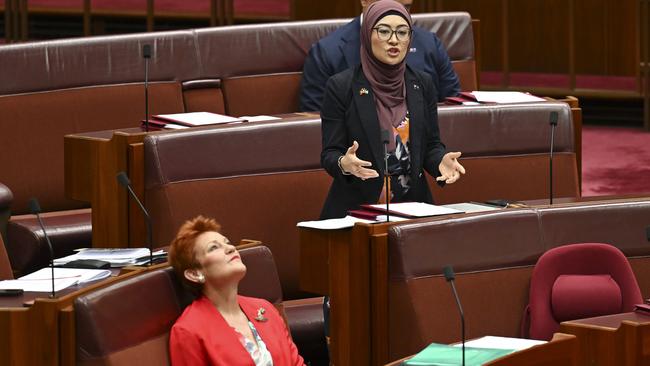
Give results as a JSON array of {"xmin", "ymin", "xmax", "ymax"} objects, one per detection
[
  {"xmin": 340, "ymin": 141, "xmax": 379, "ymax": 180},
  {"xmin": 437, "ymin": 152, "xmax": 466, "ymax": 184}
]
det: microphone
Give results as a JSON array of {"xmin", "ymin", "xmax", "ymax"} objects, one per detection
[
  {"xmin": 381, "ymin": 130, "xmax": 391, "ymax": 223},
  {"xmin": 549, "ymin": 111, "xmax": 559, "ymax": 205},
  {"xmin": 443, "ymin": 265, "xmax": 465, "ymax": 366},
  {"xmin": 142, "ymin": 44, "xmax": 152, "ymax": 132},
  {"xmin": 28, "ymin": 198, "xmax": 56, "ymax": 298},
  {"xmin": 116, "ymin": 171, "xmax": 154, "ymax": 266}
]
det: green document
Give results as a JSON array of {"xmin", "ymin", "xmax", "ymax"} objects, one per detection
[{"xmin": 404, "ymin": 343, "xmax": 515, "ymax": 366}]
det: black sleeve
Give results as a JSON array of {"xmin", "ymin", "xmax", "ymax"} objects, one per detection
[
  {"xmin": 320, "ymin": 74, "xmax": 354, "ymax": 183},
  {"xmin": 420, "ymin": 72, "xmax": 447, "ymax": 181}
]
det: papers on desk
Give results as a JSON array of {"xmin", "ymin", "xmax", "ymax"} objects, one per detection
[
  {"xmin": 363, "ymin": 202, "xmax": 463, "ymax": 218},
  {"xmin": 53, "ymin": 248, "xmax": 166, "ymax": 267},
  {"xmin": 153, "ymin": 112, "xmax": 245, "ymax": 126},
  {"xmin": 0, "ymin": 267, "xmax": 112, "ymax": 292},
  {"xmin": 405, "ymin": 343, "xmax": 514, "ymax": 366},
  {"xmin": 455, "ymin": 336, "xmax": 546, "ymax": 351},
  {"xmin": 441, "ymin": 202, "xmax": 502, "ymax": 213},
  {"xmin": 470, "ymin": 91, "xmax": 546, "ymax": 104},
  {"xmin": 296, "ymin": 216, "xmax": 374, "ymax": 230}
]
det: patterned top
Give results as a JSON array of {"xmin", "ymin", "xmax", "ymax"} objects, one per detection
[
  {"xmin": 381, "ymin": 112, "xmax": 412, "ymax": 202},
  {"xmin": 234, "ymin": 321, "xmax": 274, "ymax": 366}
]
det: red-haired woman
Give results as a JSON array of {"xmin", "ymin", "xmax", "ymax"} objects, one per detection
[{"xmin": 168, "ymin": 215, "xmax": 305, "ymax": 366}]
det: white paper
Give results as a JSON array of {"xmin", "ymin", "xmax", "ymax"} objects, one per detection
[
  {"xmin": 154, "ymin": 112, "xmax": 243, "ymax": 126},
  {"xmin": 163, "ymin": 123, "xmax": 189, "ymax": 129},
  {"xmin": 54, "ymin": 248, "xmax": 166, "ymax": 267},
  {"xmin": 0, "ymin": 267, "xmax": 112, "ymax": 292},
  {"xmin": 296, "ymin": 216, "xmax": 374, "ymax": 230},
  {"xmin": 441, "ymin": 202, "xmax": 501, "ymax": 213},
  {"xmin": 470, "ymin": 91, "xmax": 546, "ymax": 104},
  {"xmin": 239, "ymin": 115, "xmax": 281, "ymax": 122},
  {"xmin": 455, "ymin": 336, "xmax": 546, "ymax": 351},
  {"xmin": 367, "ymin": 202, "xmax": 462, "ymax": 217}
]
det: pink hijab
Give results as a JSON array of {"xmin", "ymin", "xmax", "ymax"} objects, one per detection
[{"xmin": 360, "ymin": 0, "xmax": 412, "ymax": 151}]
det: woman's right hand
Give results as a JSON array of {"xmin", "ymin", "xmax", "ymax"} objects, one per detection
[{"xmin": 339, "ymin": 141, "xmax": 379, "ymax": 180}]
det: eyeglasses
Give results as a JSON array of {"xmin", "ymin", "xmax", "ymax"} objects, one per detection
[{"xmin": 373, "ymin": 26, "xmax": 412, "ymax": 42}]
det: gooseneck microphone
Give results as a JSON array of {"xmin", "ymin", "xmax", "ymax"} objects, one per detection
[
  {"xmin": 142, "ymin": 44, "xmax": 152, "ymax": 132},
  {"xmin": 549, "ymin": 111, "xmax": 558, "ymax": 205},
  {"xmin": 28, "ymin": 198, "xmax": 56, "ymax": 298},
  {"xmin": 381, "ymin": 130, "xmax": 391, "ymax": 222},
  {"xmin": 116, "ymin": 171, "xmax": 153, "ymax": 266},
  {"xmin": 443, "ymin": 265, "xmax": 465, "ymax": 366}
]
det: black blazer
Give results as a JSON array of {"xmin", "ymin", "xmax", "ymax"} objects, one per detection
[{"xmin": 320, "ymin": 65, "xmax": 446, "ymax": 219}]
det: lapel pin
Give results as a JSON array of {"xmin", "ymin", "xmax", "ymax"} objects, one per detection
[
  {"xmin": 359, "ymin": 88, "xmax": 369, "ymax": 96},
  {"xmin": 409, "ymin": 47, "xmax": 417, "ymax": 53},
  {"xmin": 254, "ymin": 307, "xmax": 268, "ymax": 322},
  {"xmin": 413, "ymin": 84, "xmax": 420, "ymax": 90}
]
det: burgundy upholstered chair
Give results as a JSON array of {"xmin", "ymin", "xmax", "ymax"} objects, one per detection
[
  {"xmin": 526, "ymin": 243, "xmax": 643, "ymax": 340},
  {"xmin": 0, "ymin": 234, "xmax": 13, "ymax": 280},
  {"xmin": 74, "ymin": 245, "xmax": 286, "ymax": 365}
]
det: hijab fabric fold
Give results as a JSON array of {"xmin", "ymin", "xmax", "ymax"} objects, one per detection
[{"xmin": 360, "ymin": 0, "xmax": 412, "ymax": 151}]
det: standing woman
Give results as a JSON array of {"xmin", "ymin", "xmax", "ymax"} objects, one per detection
[{"xmin": 320, "ymin": 0, "xmax": 465, "ymax": 219}]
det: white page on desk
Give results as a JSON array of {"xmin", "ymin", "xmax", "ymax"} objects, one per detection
[
  {"xmin": 367, "ymin": 202, "xmax": 462, "ymax": 217},
  {"xmin": 296, "ymin": 216, "xmax": 374, "ymax": 230},
  {"xmin": 470, "ymin": 91, "xmax": 546, "ymax": 104},
  {"xmin": 20, "ymin": 267, "xmax": 111, "ymax": 284},
  {"xmin": 455, "ymin": 336, "xmax": 546, "ymax": 351},
  {"xmin": 441, "ymin": 202, "xmax": 501, "ymax": 213},
  {"xmin": 0, "ymin": 277, "xmax": 80, "ymax": 292}
]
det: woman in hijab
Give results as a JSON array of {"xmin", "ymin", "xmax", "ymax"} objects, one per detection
[{"xmin": 319, "ymin": 0, "xmax": 465, "ymax": 219}]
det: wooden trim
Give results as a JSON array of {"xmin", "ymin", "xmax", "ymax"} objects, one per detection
[
  {"xmin": 83, "ymin": 0, "xmax": 91, "ymax": 36},
  {"xmin": 146, "ymin": 0, "xmax": 154, "ymax": 32},
  {"xmin": 501, "ymin": 0, "xmax": 509, "ymax": 88},
  {"xmin": 568, "ymin": 0, "xmax": 576, "ymax": 91},
  {"xmin": 472, "ymin": 19, "xmax": 482, "ymax": 89}
]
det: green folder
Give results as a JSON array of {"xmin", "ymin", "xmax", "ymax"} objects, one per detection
[{"xmin": 404, "ymin": 343, "xmax": 515, "ymax": 366}]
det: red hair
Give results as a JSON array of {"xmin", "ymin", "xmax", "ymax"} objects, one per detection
[{"xmin": 168, "ymin": 215, "xmax": 222, "ymax": 293}]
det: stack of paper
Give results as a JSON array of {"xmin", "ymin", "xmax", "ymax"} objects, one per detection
[
  {"xmin": 405, "ymin": 343, "xmax": 514, "ymax": 366},
  {"xmin": 0, "ymin": 267, "xmax": 112, "ymax": 292},
  {"xmin": 54, "ymin": 248, "xmax": 166, "ymax": 267},
  {"xmin": 363, "ymin": 202, "xmax": 463, "ymax": 218}
]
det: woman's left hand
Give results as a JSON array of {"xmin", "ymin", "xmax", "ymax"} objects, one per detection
[{"xmin": 436, "ymin": 152, "xmax": 466, "ymax": 184}]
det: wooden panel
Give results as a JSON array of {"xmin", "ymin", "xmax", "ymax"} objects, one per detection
[
  {"xmin": 508, "ymin": 0, "xmax": 570, "ymax": 74},
  {"xmin": 291, "ymin": 0, "xmax": 360, "ymax": 20},
  {"xmin": 439, "ymin": 0, "xmax": 504, "ymax": 72}
]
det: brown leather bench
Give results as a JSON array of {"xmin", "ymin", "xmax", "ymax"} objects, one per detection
[
  {"xmin": 73, "ymin": 244, "xmax": 306, "ymax": 365},
  {"xmin": 0, "ymin": 12, "xmax": 476, "ymax": 276},
  {"xmin": 386, "ymin": 197, "xmax": 650, "ymax": 362}
]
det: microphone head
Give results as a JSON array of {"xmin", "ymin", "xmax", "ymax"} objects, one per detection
[
  {"xmin": 443, "ymin": 265, "xmax": 455, "ymax": 282},
  {"xmin": 549, "ymin": 111, "xmax": 558, "ymax": 126},
  {"xmin": 142, "ymin": 44, "xmax": 152, "ymax": 59},
  {"xmin": 116, "ymin": 171, "xmax": 131, "ymax": 187},
  {"xmin": 381, "ymin": 129, "xmax": 390, "ymax": 144},
  {"xmin": 28, "ymin": 197, "xmax": 42, "ymax": 215}
]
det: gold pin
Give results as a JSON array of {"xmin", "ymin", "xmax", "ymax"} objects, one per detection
[
  {"xmin": 254, "ymin": 307, "xmax": 268, "ymax": 322},
  {"xmin": 360, "ymin": 88, "xmax": 369, "ymax": 96}
]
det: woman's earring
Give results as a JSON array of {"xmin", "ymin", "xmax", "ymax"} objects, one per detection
[{"xmin": 197, "ymin": 274, "xmax": 205, "ymax": 283}]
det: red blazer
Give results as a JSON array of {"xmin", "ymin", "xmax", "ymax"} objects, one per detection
[{"xmin": 169, "ymin": 295, "xmax": 305, "ymax": 366}]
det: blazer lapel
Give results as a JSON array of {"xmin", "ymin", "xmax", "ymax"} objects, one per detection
[
  {"xmin": 405, "ymin": 69, "xmax": 425, "ymax": 177},
  {"xmin": 352, "ymin": 69, "xmax": 383, "ymax": 169}
]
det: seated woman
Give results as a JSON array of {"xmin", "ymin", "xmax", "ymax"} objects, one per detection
[{"xmin": 168, "ymin": 215, "xmax": 305, "ymax": 366}]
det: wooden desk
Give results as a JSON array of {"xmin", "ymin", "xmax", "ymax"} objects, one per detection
[
  {"xmin": 64, "ymin": 113, "xmax": 317, "ymax": 248},
  {"xmin": 560, "ymin": 312, "xmax": 650, "ymax": 366},
  {"xmin": 300, "ymin": 221, "xmax": 394, "ymax": 366},
  {"xmin": 0, "ymin": 264, "xmax": 164, "ymax": 366}
]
